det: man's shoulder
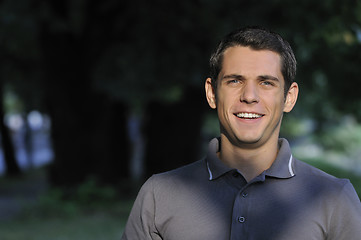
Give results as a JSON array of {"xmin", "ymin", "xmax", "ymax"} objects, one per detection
[
  {"xmin": 294, "ymin": 158, "xmax": 350, "ymax": 189},
  {"xmin": 145, "ymin": 159, "xmax": 208, "ymax": 189},
  {"xmin": 136, "ymin": 158, "xmax": 211, "ymax": 206}
]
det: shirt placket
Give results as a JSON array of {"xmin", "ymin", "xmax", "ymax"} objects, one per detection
[
  {"xmin": 230, "ymin": 174, "xmax": 265, "ymax": 240},
  {"xmin": 230, "ymin": 185, "xmax": 250, "ymax": 239}
]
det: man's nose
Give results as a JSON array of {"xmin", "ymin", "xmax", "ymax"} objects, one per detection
[{"xmin": 240, "ymin": 82, "xmax": 259, "ymax": 104}]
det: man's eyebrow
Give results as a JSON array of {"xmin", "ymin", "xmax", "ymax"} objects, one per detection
[
  {"xmin": 222, "ymin": 74, "xmax": 245, "ymax": 80},
  {"xmin": 258, "ymin": 75, "xmax": 280, "ymax": 81},
  {"xmin": 222, "ymin": 74, "xmax": 280, "ymax": 82}
]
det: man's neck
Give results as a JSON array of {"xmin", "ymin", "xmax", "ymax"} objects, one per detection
[{"xmin": 218, "ymin": 135, "xmax": 279, "ymax": 182}]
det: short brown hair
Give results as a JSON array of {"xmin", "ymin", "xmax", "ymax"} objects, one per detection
[{"xmin": 209, "ymin": 26, "xmax": 297, "ymax": 96}]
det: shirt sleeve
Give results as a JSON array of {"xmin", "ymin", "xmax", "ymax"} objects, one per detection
[
  {"xmin": 121, "ymin": 176, "xmax": 162, "ymax": 240},
  {"xmin": 327, "ymin": 180, "xmax": 361, "ymax": 239}
]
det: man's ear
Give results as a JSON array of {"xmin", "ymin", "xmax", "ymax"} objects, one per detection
[
  {"xmin": 283, "ymin": 82, "xmax": 299, "ymax": 113},
  {"xmin": 205, "ymin": 78, "xmax": 217, "ymax": 109}
]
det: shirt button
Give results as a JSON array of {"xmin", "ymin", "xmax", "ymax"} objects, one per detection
[
  {"xmin": 238, "ymin": 216, "xmax": 246, "ymax": 223},
  {"xmin": 242, "ymin": 192, "xmax": 248, "ymax": 198}
]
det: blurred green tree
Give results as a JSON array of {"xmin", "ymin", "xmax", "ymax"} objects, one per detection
[
  {"xmin": 0, "ymin": 0, "xmax": 360, "ymax": 185},
  {"xmin": 0, "ymin": 0, "xmax": 132, "ymax": 185}
]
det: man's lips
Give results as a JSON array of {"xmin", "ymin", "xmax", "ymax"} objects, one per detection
[{"xmin": 234, "ymin": 112, "xmax": 264, "ymax": 119}]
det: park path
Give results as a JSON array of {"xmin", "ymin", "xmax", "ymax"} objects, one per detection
[{"xmin": 0, "ymin": 169, "xmax": 49, "ymax": 221}]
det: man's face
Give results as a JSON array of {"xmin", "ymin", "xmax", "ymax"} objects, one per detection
[{"xmin": 205, "ymin": 46, "xmax": 298, "ymax": 149}]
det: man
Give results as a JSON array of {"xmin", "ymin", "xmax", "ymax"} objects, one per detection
[{"xmin": 122, "ymin": 27, "xmax": 361, "ymax": 240}]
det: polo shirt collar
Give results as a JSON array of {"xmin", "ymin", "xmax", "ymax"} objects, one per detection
[
  {"xmin": 205, "ymin": 138, "xmax": 295, "ymax": 181},
  {"xmin": 206, "ymin": 138, "xmax": 233, "ymax": 180},
  {"xmin": 265, "ymin": 138, "xmax": 295, "ymax": 179}
]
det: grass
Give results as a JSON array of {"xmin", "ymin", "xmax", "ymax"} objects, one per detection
[
  {"xmin": 0, "ymin": 194, "xmax": 134, "ymax": 240},
  {"xmin": 0, "ymin": 212, "xmax": 127, "ymax": 240},
  {"xmin": 0, "ymin": 169, "xmax": 135, "ymax": 240}
]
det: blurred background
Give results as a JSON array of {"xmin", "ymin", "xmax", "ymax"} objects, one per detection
[{"xmin": 0, "ymin": 0, "xmax": 361, "ymax": 239}]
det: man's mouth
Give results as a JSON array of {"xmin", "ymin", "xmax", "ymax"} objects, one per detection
[{"xmin": 235, "ymin": 112, "xmax": 264, "ymax": 119}]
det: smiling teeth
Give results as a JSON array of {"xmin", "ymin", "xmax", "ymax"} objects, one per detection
[{"xmin": 236, "ymin": 113, "xmax": 262, "ymax": 119}]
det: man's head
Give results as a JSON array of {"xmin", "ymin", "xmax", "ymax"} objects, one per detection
[
  {"xmin": 209, "ymin": 26, "xmax": 296, "ymax": 97},
  {"xmin": 205, "ymin": 27, "xmax": 299, "ymax": 148}
]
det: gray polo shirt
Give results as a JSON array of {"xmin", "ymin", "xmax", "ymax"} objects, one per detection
[{"xmin": 122, "ymin": 138, "xmax": 361, "ymax": 240}]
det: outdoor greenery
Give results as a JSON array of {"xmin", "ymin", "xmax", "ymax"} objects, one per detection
[
  {"xmin": 0, "ymin": 213, "xmax": 126, "ymax": 240},
  {"xmin": 0, "ymin": 0, "xmax": 361, "ymax": 183},
  {"xmin": 0, "ymin": 170, "xmax": 134, "ymax": 240}
]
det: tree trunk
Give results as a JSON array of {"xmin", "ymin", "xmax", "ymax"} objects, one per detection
[
  {"xmin": 0, "ymin": 80, "xmax": 21, "ymax": 176},
  {"xmin": 39, "ymin": 17, "xmax": 130, "ymax": 187},
  {"xmin": 143, "ymin": 86, "xmax": 207, "ymax": 178}
]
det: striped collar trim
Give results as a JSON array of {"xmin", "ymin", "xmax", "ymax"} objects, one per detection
[
  {"xmin": 207, "ymin": 161, "xmax": 213, "ymax": 181},
  {"xmin": 288, "ymin": 155, "xmax": 295, "ymax": 177}
]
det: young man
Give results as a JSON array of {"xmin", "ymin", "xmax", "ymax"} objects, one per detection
[{"xmin": 121, "ymin": 27, "xmax": 361, "ymax": 240}]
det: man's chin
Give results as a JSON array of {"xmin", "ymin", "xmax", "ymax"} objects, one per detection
[
  {"xmin": 237, "ymin": 138, "xmax": 261, "ymax": 146},
  {"xmin": 221, "ymin": 131, "xmax": 264, "ymax": 148},
  {"xmin": 231, "ymin": 135, "xmax": 263, "ymax": 148}
]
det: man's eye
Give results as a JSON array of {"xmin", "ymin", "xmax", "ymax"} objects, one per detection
[
  {"xmin": 261, "ymin": 81, "xmax": 273, "ymax": 86},
  {"xmin": 228, "ymin": 79, "xmax": 240, "ymax": 84}
]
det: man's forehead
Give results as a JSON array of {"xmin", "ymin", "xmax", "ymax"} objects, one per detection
[{"xmin": 219, "ymin": 46, "xmax": 283, "ymax": 79}]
